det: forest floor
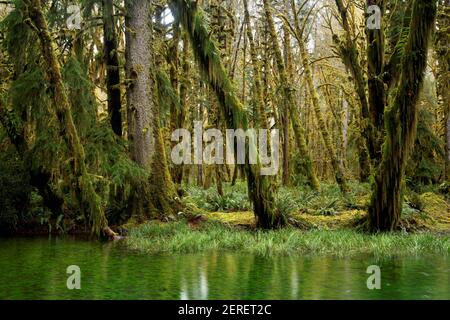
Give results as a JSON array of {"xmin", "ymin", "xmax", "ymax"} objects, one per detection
[
  {"xmin": 183, "ymin": 181, "xmax": 450, "ymax": 233},
  {"xmin": 205, "ymin": 191, "xmax": 450, "ymax": 233},
  {"xmin": 124, "ymin": 182, "xmax": 450, "ymax": 257}
]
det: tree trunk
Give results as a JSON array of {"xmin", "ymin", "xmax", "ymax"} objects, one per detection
[
  {"xmin": 125, "ymin": 0, "xmax": 176, "ymax": 217},
  {"xmin": 334, "ymin": 0, "xmax": 378, "ymax": 164},
  {"xmin": 263, "ymin": 0, "xmax": 320, "ymax": 191},
  {"xmin": 435, "ymin": 0, "xmax": 450, "ymax": 181},
  {"xmin": 125, "ymin": 0, "xmax": 153, "ymax": 168},
  {"xmin": 243, "ymin": 0, "xmax": 268, "ymax": 128},
  {"xmin": 102, "ymin": 0, "xmax": 122, "ymax": 136},
  {"xmin": 368, "ymin": 0, "xmax": 437, "ymax": 231},
  {"xmin": 171, "ymin": 0, "xmax": 285, "ymax": 228},
  {"xmin": 25, "ymin": 0, "xmax": 108, "ymax": 235},
  {"xmin": 366, "ymin": 0, "xmax": 386, "ymax": 159},
  {"xmin": 289, "ymin": 0, "xmax": 348, "ymax": 193}
]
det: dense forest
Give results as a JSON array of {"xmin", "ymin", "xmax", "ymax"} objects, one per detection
[{"xmin": 0, "ymin": 0, "xmax": 448, "ymax": 240}]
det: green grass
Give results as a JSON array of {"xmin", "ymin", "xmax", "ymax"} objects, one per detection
[{"xmin": 125, "ymin": 220, "xmax": 450, "ymax": 258}]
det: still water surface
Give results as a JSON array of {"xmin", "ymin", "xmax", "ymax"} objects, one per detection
[{"xmin": 0, "ymin": 237, "xmax": 449, "ymax": 299}]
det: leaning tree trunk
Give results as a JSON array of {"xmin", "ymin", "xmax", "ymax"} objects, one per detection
[
  {"xmin": 24, "ymin": 0, "xmax": 108, "ymax": 235},
  {"xmin": 125, "ymin": 0, "xmax": 176, "ymax": 217},
  {"xmin": 243, "ymin": 0, "xmax": 268, "ymax": 129},
  {"xmin": 288, "ymin": 0, "xmax": 348, "ymax": 193},
  {"xmin": 263, "ymin": 0, "xmax": 320, "ymax": 192},
  {"xmin": 102, "ymin": 0, "xmax": 122, "ymax": 137},
  {"xmin": 368, "ymin": 0, "xmax": 437, "ymax": 231},
  {"xmin": 333, "ymin": 0, "xmax": 378, "ymax": 168},
  {"xmin": 170, "ymin": 0, "xmax": 285, "ymax": 228}
]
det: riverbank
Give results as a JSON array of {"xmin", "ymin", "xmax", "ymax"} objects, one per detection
[
  {"xmin": 125, "ymin": 182, "xmax": 450, "ymax": 257},
  {"xmin": 125, "ymin": 220, "xmax": 450, "ymax": 257}
]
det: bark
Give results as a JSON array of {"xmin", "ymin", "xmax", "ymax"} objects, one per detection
[
  {"xmin": 169, "ymin": 24, "xmax": 182, "ymax": 184},
  {"xmin": 172, "ymin": 31, "xmax": 190, "ymax": 184},
  {"xmin": 125, "ymin": 0, "xmax": 153, "ymax": 168},
  {"xmin": 125, "ymin": 0, "xmax": 177, "ymax": 217},
  {"xmin": 102, "ymin": 0, "xmax": 122, "ymax": 136},
  {"xmin": 366, "ymin": 0, "xmax": 386, "ymax": 152},
  {"xmin": 368, "ymin": 0, "xmax": 437, "ymax": 231},
  {"xmin": 281, "ymin": 13, "xmax": 291, "ymax": 186}
]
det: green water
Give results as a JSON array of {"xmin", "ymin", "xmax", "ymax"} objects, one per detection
[{"xmin": 0, "ymin": 237, "xmax": 449, "ymax": 299}]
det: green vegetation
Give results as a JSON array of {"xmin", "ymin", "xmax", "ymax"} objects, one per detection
[
  {"xmin": 126, "ymin": 220, "xmax": 450, "ymax": 257},
  {"xmin": 127, "ymin": 180, "xmax": 450, "ymax": 257},
  {"xmin": 0, "ymin": 0, "xmax": 449, "ymax": 301},
  {"xmin": 0, "ymin": 0, "xmax": 448, "ymax": 240}
]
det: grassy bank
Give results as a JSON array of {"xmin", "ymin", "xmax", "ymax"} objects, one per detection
[
  {"xmin": 124, "ymin": 181, "xmax": 450, "ymax": 257},
  {"xmin": 125, "ymin": 220, "xmax": 450, "ymax": 257}
]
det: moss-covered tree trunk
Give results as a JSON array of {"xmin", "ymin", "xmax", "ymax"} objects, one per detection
[
  {"xmin": 170, "ymin": 0, "xmax": 285, "ymax": 228},
  {"xmin": 243, "ymin": 0, "xmax": 267, "ymax": 129},
  {"xmin": 24, "ymin": 0, "xmax": 108, "ymax": 235},
  {"xmin": 263, "ymin": 0, "xmax": 320, "ymax": 191},
  {"xmin": 168, "ymin": 24, "xmax": 183, "ymax": 184},
  {"xmin": 288, "ymin": 0, "xmax": 348, "ymax": 193},
  {"xmin": 102, "ymin": 0, "xmax": 122, "ymax": 137},
  {"xmin": 125, "ymin": 0, "xmax": 176, "ymax": 217},
  {"xmin": 366, "ymin": 0, "xmax": 386, "ymax": 160},
  {"xmin": 281, "ymin": 3, "xmax": 292, "ymax": 186},
  {"xmin": 435, "ymin": 0, "xmax": 450, "ymax": 181},
  {"xmin": 334, "ymin": 0, "xmax": 377, "ymax": 170},
  {"xmin": 368, "ymin": 0, "xmax": 437, "ymax": 231}
]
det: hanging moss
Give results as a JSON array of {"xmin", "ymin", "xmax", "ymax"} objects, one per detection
[
  {"xmin": 170, "ymin": 0, "xmax": 285, "ymax": 228},
  {"xmin": 21, "ymin": 0, "xmax": 109, "ymax": 235}
]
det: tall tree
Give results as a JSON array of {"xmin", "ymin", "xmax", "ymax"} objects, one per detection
[
  {"xmin": 125, "ymin": 0, "xmax": 176, "ymax": 217},
  {"xmin": 263, "ymin": 0, "xmax": 320, "ymax": 191},
  {"xmin": 102, "ymin": 0, "xmax": 122, "ymax": 136},
  {"xmin": 368, "ymin": 0, "xmax": 437, "ymax": 231},
  {"xmin": 24, "ymin": 0, "xmax": 109, "ymax": 235},
  {"xmin": 170, "ymin": 0, "xmax": 285, "ymax": 228},
  {"xmin": 435, "ymin": 0, "xmax": 450, "ymax": 181}
]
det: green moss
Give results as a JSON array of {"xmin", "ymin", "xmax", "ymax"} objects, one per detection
[
  {"xmin": 205, "ymin": 211, "xmax": 255, "ymax": 226},
  {"xmin": 410, "ymin": 192, "xmax": 450, "ymax": 232}
]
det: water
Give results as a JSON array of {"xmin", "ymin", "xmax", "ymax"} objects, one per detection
[{"xmin": 0, "ymin": 237, "xmax": 449, "ymax": 299}]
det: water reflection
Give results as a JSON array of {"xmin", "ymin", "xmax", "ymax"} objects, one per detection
[{"xmin": 0, "ymin": 237, "xmax": 449, "ymax": 299}]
